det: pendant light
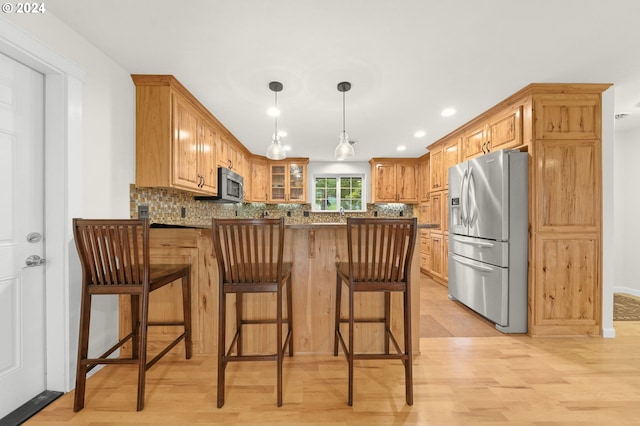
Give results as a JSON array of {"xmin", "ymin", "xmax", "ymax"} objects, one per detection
[
  {"xmin": 334, "ymin": 81, "xmax": 355, "ymax": 160},
  {"xmin": 266, "ymin": 81, "xmax": 286, "ymax": 160}
]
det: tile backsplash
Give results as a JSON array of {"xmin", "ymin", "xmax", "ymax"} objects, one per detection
[{"xmin": 130, "ymin": 185, "xmax": 414, "ymax": 225}]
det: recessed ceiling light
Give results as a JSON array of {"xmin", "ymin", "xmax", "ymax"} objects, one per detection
[
  {"xmin": 414, "ymin": 130, "xmax": 426, "ymax": 138},
  {"xmin": 397, "ymin": 145, "xmax": 407, "ymax": 152},
  {"xmin": 267, "ymin": 107, "xmax": 280, "ymax": 117},
  {"xmin": 441, "ymin": 107, "xmax": 456, "ymax": 117}
]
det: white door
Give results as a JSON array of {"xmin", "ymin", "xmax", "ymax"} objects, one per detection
[{"xmin": 0, "ymin": 52, "xmax": 46, "ymax": 418}]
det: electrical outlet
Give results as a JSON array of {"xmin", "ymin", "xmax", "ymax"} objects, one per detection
[
  {"xmin": 181, "ymin": 207, "xmax": 186, "ymax": 218},
  {"xmin": 303, "ymin": 211, "xmax": 309, "ymax": 217},
  {"xmin": 287, "ymin": 211, "xmax": 291, "ymax": 217},
  {"xmin": 138, "ymin": 205, "xmax": 149, "ymax": 219}
]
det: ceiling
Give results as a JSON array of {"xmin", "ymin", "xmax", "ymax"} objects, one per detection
[{"xmin": 47, "ymin": 0, "xmax": 640, "ymax": 161}]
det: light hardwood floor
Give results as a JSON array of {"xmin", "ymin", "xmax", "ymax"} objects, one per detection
[{"xmin": 27, "ymin": 276, "xmax": 640, "ymax": 425}]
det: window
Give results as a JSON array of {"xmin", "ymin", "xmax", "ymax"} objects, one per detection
[{"xmin": 313, "ymin": 175, "xmax": 365, "ymax": 212}]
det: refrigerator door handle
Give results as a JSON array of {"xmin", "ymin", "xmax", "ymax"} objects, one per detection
[
  {"xmin": 451, "ymin": 235, "xmax": 495, "ymax": 248},
  {"xmin": 468, "ymin": 167, "xmax": 478, "ymax": 228},
  {"xmin": 451, "ymin": 254, "xmax": 495, "ymax": 273},
  {"xmin": 461, "ymin": 168, "xmax": 469, "ymax": 226}
]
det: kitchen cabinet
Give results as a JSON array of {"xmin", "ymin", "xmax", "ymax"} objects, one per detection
[
  {"xmin": 462, "ymin": 104, "xmax": 524, "ymax": 160},
  {"xmin": 369, "ymin": 159, "xmax": 418, "ymax": 203},
  {"xmin": 418, "ymin": 153, "xmax": 430, "ymax": 202},
  {"xmin": 425, "ymin": 83, "xmax": 609, "ymax": 336},
  {"xmin": 133, "ymin": 75, "xmax": 248, "ymax": 196},
  {"xmin": 248, "ymin": 156, "xmax": 269, "ymax": 202},
  {"xmin": 269, "ymin": 159, "xmax": 308, "ymax": 203},
  {"xmin": 172, "ymin": 96, "xmax": 218, "ymax": 194},
  {"xmin": 428, "ymin": 147, "xmax": 443, "ymax": 192},
  {"xmin": 217, "ymin": 134, "xmax": 245, "ymax": 176},
  {"xmin": 442, "ymin": 138, "xmax": 460, "ymax": 190}
]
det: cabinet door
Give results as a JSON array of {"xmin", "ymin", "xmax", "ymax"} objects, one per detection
[
  {"xmin": 373, "ymin": 162, "xmax": 398, "ymax": 202},
  {"xmin": 443, "ymin": 235, "xmax": 449, "ymax": 283},
  {"xmin": 172, "ymin": 96, "xmax": 200, "ymax": 191},
  {"xmin": 251, "ymin": 158, "xmax": 269, "ymax": 202},
  {"xmin": 216, "ymin": 134, "xmax": 229, "ymax": 169},
  {"xmin": 430, "ymin": 232, "xmax": 443, "ymax": 278},
  {"xmin": 430, "ymin": 192, "xmax": 442, "ymax": 231},
  {"xmin": 442, "ymin": 190, "xmax": 449, "ymax": 233},
  {"xmin": 227, "ymin": 143, "xmax": 238, "ymax": 171},
  {"xmin": 418, "ymin": 157, "xmax": 430, "ymax": 201},
  {"xmin": 270, "ymin": 164, "xmax": 287, "ymax": 202},
  {"xmin": 429, "ymin": 147, "xmax": 443, "ymax": 191},
  {"xmin": 199, "ymin": 120, "xmax": 218, "ymax": 194},
  {"xmin": 288, "ymin": 163, "xmax": 306, "ymax": 202},
  {"xmin": 462, "ymin": 124, "xmax": 487, "ymax": 160},
  {"xmin": 396, "ymin": 162, "xmax": 418, "ymax": 203},
  {"xmin": 488, "ymin": 105, "xmax": 523, "ymax": 151},
  {"xmin": 443, "ymin": 138, "xmax": 460, "ymax": 189}
]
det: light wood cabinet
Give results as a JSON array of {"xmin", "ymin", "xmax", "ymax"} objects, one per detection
[
  {"xmin": 462, "ymin": 104, "xmax": 523, "ymax": 160},
  {"xmin": 269, "ymin": 159, "xmax": 308, "ymax": 203},
  {"xmin": 418, "ymin": 154, "xmax": 430, "ymax": 201},
  {"xmin": 133, "ymin": 75, "xmax": 249, "ymax": 196},
  {"xmin": 248, "ymin": 156, "xmax": 269, "ymax": 202},
  {"xmin": 442, "ymin": 138, "xmax": 461, "ymax": 189},
  {"xmin": 369, "ymin": 159, "xmax": 418, "ymax": 203},
  {"xmin": 425, "ymin": 83, "xmax": 609, "ymax": 336},
  {"xmin": 428, "ymin": 146, "xmax": 444, "ymax": 192}
]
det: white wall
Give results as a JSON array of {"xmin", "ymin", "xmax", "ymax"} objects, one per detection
[
  {"xmin": 2, "ymin": 14, "xmax": 135, "ymax": 388},
  {"xmin": 613, "ymin": 127, "xmax": 640, "ymax": 296}
]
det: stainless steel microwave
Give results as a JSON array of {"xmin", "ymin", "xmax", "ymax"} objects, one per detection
[{"xmin": 195, "ymin": 167, "xmax": 244, "ymax": 203}]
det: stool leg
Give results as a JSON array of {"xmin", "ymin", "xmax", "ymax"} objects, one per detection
[
  {"xmin": 384, "ymin": 291, "xmax": 391, "ymax": 355},
  {"xmin": 136, "ymin": 290, "xmax": 150, "ymax": 411},
  {"xmin": 333, "ymin": 272, "xmax": 342, "ymax": 356},
  {"xmin": 287, "ymin": 274, "xmax": 294, "ymax": 356},
  {"xmin": 347, "ymin": 285, "xmax": 354, "ymax": 407},
  {"xmin": 277, "ymin": 282, "xmax": 283, "ymax": 407},
  {"xmin": 73, "ymin": 292, "xmax": 92, "ymax": 412},
  {"xmin": 181, "ymin": 271, "xmax": 192, "ymax": 359},
  {"xmin": 236, "ymin": 292, "xmax": 243, "ymax": 356},
  {"xmin": 404, "ymin": 288, "xmax": 413, "ymax": 406},
  {"xmin": 131, "ymin": 294, "xmax": 140, "ymax": 359},
  {"xmin": 217, "ymin": 289, "xmax": 226, "ymax": 408}
]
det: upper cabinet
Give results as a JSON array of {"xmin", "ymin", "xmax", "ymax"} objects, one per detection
[
  {"xmin": 248, "ymin": 156, "xmax": 269, "ymax": 203},
  {"xmin": 369, "ymin": 159, "xmax": 418, "ymax": 203},
  {"xmin": 428, "ymin": 136, "xmax": 459, "ymax": 192},
  {"xmin": 417, "ymin": 153, "xmax": 430, "ymax": 202},
  {"xmin": 269, "ymin": 159, "xmax": 309, "ymax": 203},
  {"xmin": 133, "ymin": 75, "xmax": 250, "ymax": 196},
  {"xmin": 462, "ymin": 103, "xmax": 524, "ymax": 160}
]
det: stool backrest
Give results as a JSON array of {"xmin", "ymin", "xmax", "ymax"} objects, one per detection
[
  {"xmin": 345, "ymin": 217, "xmax": 417, "ymax": 283},
  {"xmin": 73, "ymin": 218, "xmax": 150, "ymax": 288},
  {"xmin": 212, "ymin": 218, "xmax": 285, "ymax": 284}
]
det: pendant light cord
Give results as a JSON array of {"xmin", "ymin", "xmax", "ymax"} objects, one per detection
[
  {"xmin": 274, "ymin": 90, "xmax": 278, "ymax": 139},
  {"xmin": 342, "ymin": 90, "xmax": 346, "ymax": 135}
]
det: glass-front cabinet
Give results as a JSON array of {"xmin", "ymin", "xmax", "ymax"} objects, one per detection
[{"xmin": 269, "ymin": 159, "xmax": 308, "ymax": 203}]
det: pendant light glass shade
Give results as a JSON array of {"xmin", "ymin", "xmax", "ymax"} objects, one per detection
[
  {"xmin": 266, "ymin": 81, "xmax": 286, "ymax": 160},
  {"xmin": 335, "ymin": 81, "xmax": 354, "ymax": 160},
  {"xmin": 334, "ymin": 131, "xmax": 354, "ymax": 160}
]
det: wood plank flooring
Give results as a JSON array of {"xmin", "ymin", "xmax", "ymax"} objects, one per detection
[{"xmin": 26, "ymin": 276, "xmax": 640, "ymax": 425}]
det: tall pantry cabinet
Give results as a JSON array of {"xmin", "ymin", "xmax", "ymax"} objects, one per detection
[{"xmin": 426, "ymin": 83, "xmax": 610, "ymax": 337}]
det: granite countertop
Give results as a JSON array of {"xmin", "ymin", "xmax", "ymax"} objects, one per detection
[{"xmin": 150, "ymin": 222, "xmax": 439, "ymax": 230}]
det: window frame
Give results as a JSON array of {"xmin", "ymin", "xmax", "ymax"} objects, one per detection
[{"xmin": 311, "ymin": 174, "xmax": 366, "ymax": 213}]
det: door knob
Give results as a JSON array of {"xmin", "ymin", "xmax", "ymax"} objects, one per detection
[{"xmin": 24, "ymin": 255, "xmax": 46, "ymax": 268}]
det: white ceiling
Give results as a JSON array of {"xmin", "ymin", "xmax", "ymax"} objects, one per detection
[{"xmin": 47, "ymin": 0, "xmax": 640, "ymax": 161}]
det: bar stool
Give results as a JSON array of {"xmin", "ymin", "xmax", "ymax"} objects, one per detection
[
  {"xmin": 212, "ymin": 217, "xmax": 293, "ymax": 407},
  {"xmin": 72, "ymin": 218, "xmax": 192, "ymax": 411},
  {"xmin": 334, "ymin": 217, "xmax": 417, "ymax": 406}
]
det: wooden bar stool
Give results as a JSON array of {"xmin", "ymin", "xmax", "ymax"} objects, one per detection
[
  {"xmin": 334, "ymin": 217, "xmax": 417, "ymax": 406},
  {"xmin": 212, "ymin": 217, "xmax": 293, "ymax": 407},
  {"xmin": 72, "ymin": 218, "xmax": 192, "ymax": 411}
]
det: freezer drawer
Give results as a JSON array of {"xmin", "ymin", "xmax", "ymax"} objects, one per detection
[
  {"xmin": 449, "ymin": 234, "xmax": 509, "ymax": 267},
  {"xmin": 448, "ymin": 253, "xmax": 508, "ymax": 326}
]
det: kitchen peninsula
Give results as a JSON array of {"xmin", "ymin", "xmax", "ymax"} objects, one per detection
[{"xmin": 119, "ymin": 222, "xmax": 436, "ymax": 357}]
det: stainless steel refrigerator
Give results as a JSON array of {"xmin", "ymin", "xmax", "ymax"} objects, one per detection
[{"xmin": 448, "ymin": 149, "xmax": 528, "ymax": 333}]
